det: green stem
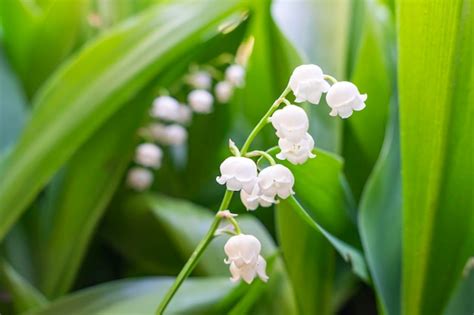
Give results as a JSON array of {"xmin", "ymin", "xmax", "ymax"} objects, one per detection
[
  {"xmin": 245, "ymin": 150, "xmax": 276, "ymax": 166},
  {"xmin": 155, "ymin": 190, "xmax": 233, "ymax": 315},
  {"xmin": 323, "ymin": 74, "xmax": 338, "ymax": 85},
  {"xmin": 240, "ymin": 85, "xmax": 291, "ymax": 155},
  {"xmin": 155, "ymin": 85, "xmax": 291, "ymax": 314}
]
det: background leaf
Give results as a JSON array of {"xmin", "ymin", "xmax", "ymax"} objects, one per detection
[
  {"xmin": 358, "ymin": 101, "xmax": 401, "ymax": 315},
  {"xmin": 0, "ymin": 0, "xmax": 246, "ymax": 242},
  {"xmin": 398, "ymin": 0, "xmax": 474, "ymax": 313}
]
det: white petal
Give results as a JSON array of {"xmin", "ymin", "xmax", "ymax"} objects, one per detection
[{"xmin": 256, "ymin": 256, "xmax": 269, "ymax": 282}]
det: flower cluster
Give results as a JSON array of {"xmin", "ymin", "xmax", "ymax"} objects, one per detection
[
  {"xmin": 126, "ymin": 59, "xmax": 247, "ymax": 191},
  {"xmin": 216, "ymin": 64, "xmax": 366, "ymax": 284}
]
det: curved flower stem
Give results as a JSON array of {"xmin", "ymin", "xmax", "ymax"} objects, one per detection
[
  {"xmin": 155, "ymin": 190, "xmax": 233, "ymax": 314},
  {"xmin": 323, "ymin": 74, "xmax": 338, "ymax": 85},
  {"xmin": 240, "ymin": 85, "xmax": 291, "ymax": 155},
  {"xmin": 155, "ymin": 85, "xmax": 292, "ymax": 315},
  {"xmin": 245, "ymin": 150, "xmax": 276, "ymax": 166}
]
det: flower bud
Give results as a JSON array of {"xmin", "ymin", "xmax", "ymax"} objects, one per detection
[
  {"xmin": 326, "ymin": 81, "xmax": 367, "ymax": 119},
  {"xmin": 225, "ymin": 64, "xmax": 245, "ymax": 87},
  {"xmin": 276, "ymin": 133, "xmax": 316, "ymax": 165},
  {"xmin": 187, "ymin": 70, "xmax": 212, "ymax": 89},
  {"xmin": 188, "ymin": 89, "xmax": 214, "ymax": 113},
  {"xmin": 127, "ymin": 167, "xmax": 153, "ymax": 191},
  {"xmin": 224, "ymin": 234, "xmax": 269, "ymax": 284},
  {"xmin": 240, "ymin": 185, "xmax": 276, "ymax": 211},
  {"xmin": 216, "ymin": 157, "xmax": 258, "ymax": 193},
  {"xmin": 135, "ymin": 143, "xmax": 162, "ymax": 169},
  {"xmin": 258, "ymin": 164, "xmax": 295, "ymax": 199},
  {"xmin": 289, "ymin": 64, "xmax": 330, "ymax": 104},
  {"xmin": 269, "ymin": 105, "xmax": 309, "ymax": 142},
  {"xmin": 150, "ymin": 96, "xmax": 181, "ymax": 121},
  {"xmin": 215, "ymin": 81, "xmax": 234, "ymax": 103}
]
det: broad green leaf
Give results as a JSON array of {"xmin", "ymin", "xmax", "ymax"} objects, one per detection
[
  {"xmin": 28, "ymin": 277, "xmax": 237, "ymax": 315},
  {"xmin": 444, "ymin": 267, "xmax": 474, "ymax": 315},
  {"xmin": 343, "ymin": 0, "xmax": 395, "ymax": 198},
  {"xmin": 273, "ymin": 0, "xmax": 351, "ymax": 152},
  {"xmin": 0, "ymin": 0, "xmax": 246, "ymax": 242},
  {"xmin": 0, "ymin": 259, "xmax": 47, "ymax": 314},
  {"xmin": 358, "ymin": 102, "xmax": 401, "ymax": 315},
  {"xmin": 37, "ymin": 96, "xmax": 150, "ymax": 298},
  {"xmin": 0, "ymin": 45, "xmax": 28, "ymax": 152},
  {"xmin": 274, "ymin": 148, "xmax": 359, "ymax": 244},
  {"xmin": 398, "ymin": 0, "xmax": 474, "ymax": 314},
  {"xmin": 279, "ymin": 196, "xmax": 369, "ymax": 283},
  {"xmin": 277, "ymin": 206, "xmax": 335, "ymax": 315},
  {"xmin": 0, "ymin": 0, "xmax": 87, "ymax": 96}
]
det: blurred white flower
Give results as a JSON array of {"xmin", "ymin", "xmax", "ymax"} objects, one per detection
[
  {"xmin": 150, "ymin": 123, "xmax": 188, "ymax": 146},
  {"xmin": 135, "ymin": 143, "xmax": 162, "ymax": 169},
  {"xmin": 188, "ymin": 89, "xmax": 214, "ymax": 113},
  {"xmin": 165, "ymin": 124, "xmax": 188, "ymax": 145},
  {"xmin": 187, "ymin": 70, "xmax": 212, "ymax": 89},
  {"xmin": 150, "ymin": 96, "xmax": 181, "ymax": 121},
  {"xmin": 269, "ymin": 105, "xmax": 309, "ymax": 142},
  {"xmin": 215, "ymin": 81, "xmax": 234, "ymax": 103},
  {"xmin": 127, "ymin": 167, "xmax": 153, "ymax": 191},
  {"xmin": 326, "ymin": 81, "xmax": 367, "ymax": 119},
  {"xmin": 240, "ymin": 185, "xmax": 276, "ymax": 211},
  {"xmin": 289, "ymin": 64, "xmax": 330, "ymax": 104},
  {"xmin": 276, "ymin": 133, "xmax": 316, "ymax": 165},
  {"xmin": 258, "ymin": 164, "xmax": 295, "ymax": 199},
  {"xmin": 216, "ymin": 157, "xmax": 258, "ymax": 193},
  {"xmin": 176, "ymin": 104, "xmax": 192, "ymax": 124},
  {"xmin": 224, "ymin": 234, "xmax": 269, "ymax": 284},
  {"xmin": 225, "ymin": 64, "xmax": 245, "ymax": 87}
]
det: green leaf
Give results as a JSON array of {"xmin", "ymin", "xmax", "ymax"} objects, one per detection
[
  {"xmin": 444, "ymin": 267, "xmax": 474, "ymax": 315},
  {"xmin": 343, "ymin": 0, "xmax": 395, "ymax": 198},
  {"xmin": 0, "ymin": 45, "xmax": 28, "ymax": 153},
  {"xmin": 36, "ymin": 95, "xmax": 151, "ymax": 298},
  {"xmin": 276, "ymin": 205, "xmax": 335, "ymax": 315},
  {"xmin": 279, "ymin": 196, "xmax": 369, "ymax": 283},
  {"xmin": 358, "ymin": 102, "xmax": 401, "ymax": 315},
  {"xmin": 0, "ymin": 259, "xmax": 47, "ymax": 314},
  {"xmin": 28, "ymin": 277, "xmax": 237, "ymax": 315},
  {"xmin": 0, "ymin": 0, "xmax": 88, "ymax": 96},
  {"xmin": 398, "ymin": 0, "xmax": 474, "ymax": 313},
  {"xmin": 0, "ymin": 0, "xmax": 246, "ymax": 242},
  {"xmin": 274, "ymin": 148, "xmax": 359, "ymax": 244}
]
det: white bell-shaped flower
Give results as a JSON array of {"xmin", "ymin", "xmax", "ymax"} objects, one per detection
[
  {"xmin": 135, "ymin": 143, "xmax": 162, "ymax": 169},
  {"xmin": 216, "ymin": 157, "xmax": 258, "ymax": 193},
  {"xmin": 164, "ymin": 124, "xmax": 188, "ymax": 145},
  {"xmin": 176, "ymin": 104, "xmax": 192, "ymax": 124},
  {"xmin": 224, "ymin": 234, "xmax": 269, "ymax": 284},
  {"xmin": 225, "ymin": 64, "xmax": 245, "ymax": 87},
  {"xmin": 289, "ymin": 64, "xmax": 330, "ymax": 104},
  {"xmin": 188, "ymin": 89, "xmax": 214, "ymax": 113},
  {"xmin": 277, "ymin": 133, "xmax": 316, "ymax": 165},
  {"xmin": 215, "ymin": 81, "xmax": 234, "ymax": 103},
  {"xmin": 150, "ymin": 96, "xmax": 181, "ymax": 121},
  {"xmin": 127, "ymin": 167, "xmax": 153, "ymax": 191},
  {"xmin": 326, "ymin": 81, "xmax": 367, "ymax": 119},
  {"xmin": 269, "ymin": 105, "xmax": 309, "ymax": 142},
  {"xmin": 240, "ymin": 185, "xmax": 276, "ymax": 211},
  {"xmin": 258, "ymin": 164, "xmax": 295, "ymax": 199},
  {"xmin": 187, "ymin": 70, "xmax": 212, "ymax": 89},
  {"xmin": 149, "ymin": 123, "xmax": 168, "ymax": 142}
]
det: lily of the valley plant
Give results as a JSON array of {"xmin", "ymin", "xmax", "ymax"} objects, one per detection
[{"xmin": 155, "ymin": 64, "xmax": 367, "ymax": 314}]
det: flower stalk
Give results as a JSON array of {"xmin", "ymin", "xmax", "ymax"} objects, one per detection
[{"xmin": 155, "ymin": 85, "xmax": 291, "ymax": 314}]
